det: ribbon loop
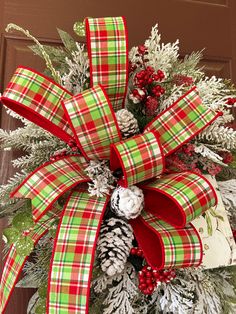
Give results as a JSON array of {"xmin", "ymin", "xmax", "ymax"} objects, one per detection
[
  {"xmin": 11, "ymin": 155, "xmax": 89, "ymax": 222},
  {"xmin": 62, "ymin": 85, "xmax": 122, "ymax": 160},
  {"xmin": 130, "ymin": 211, "xmax": 202, "ymax": 269},
  {"xmin": 110, "ymin": 131, "xmax": 165, "ymax": 187},
  {"xmin": 142, "ymin": 172, "xmax": 217, "ymax": 228},
  {"xmin": 1, "ymin": 67, "xmax": 74, "ymax": 143},
  {"xmin": 85, "ymin": 17, "xmax": 128, "ymax": 111},
  {"xmin": 145, "ymin": 87, "xmax": 221, "ymax": 156},
  {"xmin": 48, "ymin": 188, "xmax": 109, "ymax": 314}
]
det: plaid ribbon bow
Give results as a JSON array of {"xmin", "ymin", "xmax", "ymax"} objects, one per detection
[{"xmin": 0, "ymin": 17, "xmax": 221, "ymax": 314}]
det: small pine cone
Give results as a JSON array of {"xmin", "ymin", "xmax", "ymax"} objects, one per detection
[
  {"xmin": 115, "ymin": 109, "xmax": 139, "ymax": 138},
  {"xmin": 110, "ymin": 185, "xmax": 144, "ymax": 219},
  {"xmin": 97, "ymin": 217, "xmax": 134, "ymax": 276}
]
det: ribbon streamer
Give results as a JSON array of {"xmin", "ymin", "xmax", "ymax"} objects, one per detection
[
  {"xmin": 0, "ymin": 210, "xmax": 60, "ymax": 313},
  {"xmin": 0, "ymin": 16, "xmax": 221, "ymax": 314},
  {"xmin": 47, "ymin": 189, "xmax": 109, "ymax": 313}
]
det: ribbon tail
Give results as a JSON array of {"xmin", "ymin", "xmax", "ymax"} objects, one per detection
[
  {"xmin": 145, "ymin": 86, "xmax": 222, "ymax": 156},
  {"xmin": 47, "ymin": 188, "xmax": 109, "ymax": 314},
  {"xmin": 130, "ymin": 211, "xmax": 203, "ymax": 269},
  {"xmin": 0, "ymin": 210, "xmax": 59, "ymax": 314},
  {"xmin": 11, "ymin": 154, "xmax": 89, "ymax": 222}
]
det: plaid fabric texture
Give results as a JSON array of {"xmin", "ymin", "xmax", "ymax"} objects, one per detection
[
  {"xmin": 11, "ymin": 155, "xmax": 89, "ymax": 222},
  {"xmin": 0, "ymin": 210, "xmax": 59, "ymax": 314},
  {"xmin": 110, "ymin": 131, "xmax": 164, "ymax": 187},
  {"xmin": 145, "ymin": 87, "xmax": 220, "ymax": 156},
  {"xmin": 143, "ymin": 172, "xmax": 217, "ymax": 227},
  {"xmin": 139, "ymin": 211, "xmax": 202, "ymax": 268},
  {"xmin": 86, "ymin": 17, "xmax": 128, "ymax": 111},
  {"xmin": 2, "ymin": 67, "xmax": 74, "ymax": 143},
  {"xmin": 63, "ymin": 85, "xmax": 121, "ymax": 160},
  {"xmin": 48, "ymin": 189, "xmax": 109, "ymax": 314}
]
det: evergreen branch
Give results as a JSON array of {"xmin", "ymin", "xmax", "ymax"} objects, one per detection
[
  {"xmin": 6, "ymin": 23, "xmax": 61, "ymax": 84},
  {"xmin": 198, "ymin": 125, "xmax": 236, "ymax": 150}
]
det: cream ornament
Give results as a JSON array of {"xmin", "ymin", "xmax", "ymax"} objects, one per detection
[{"xmin": 110, "ymin": 185, "xmax": 144, "ymax": 219}]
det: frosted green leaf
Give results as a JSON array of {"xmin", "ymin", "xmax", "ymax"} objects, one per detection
[
  {"xmin": 38, "ymin": 283, "xmax": 47, "ymax": 299},
  {"xmin": 12, "ymin": 211, "xmax": 34, "ymax": 232},
  {"xmin": 3, "ymin": 227, "xmax": 20, "ymax": 244},
  {"xmin": 35, "ymin": 298, "xmax": 46, "ymax": 314},
  {"xmin": 15, "ymin": 235, "xmax": 34, "ymax": 256},
  {"xmin": 57, "ymin": 28, "xmax": 77, "ymax": 52},
  {"xmin": 73, "ymin": 20, "xmax": 86, "ymax": 37}
]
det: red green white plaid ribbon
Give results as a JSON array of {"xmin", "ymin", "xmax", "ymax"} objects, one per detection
[
  {"xmin": 130, "ymin": 211, "xmax": 202, "ymax": 269},
  {"xmin": 0, "ymin": 209, "xmax": 59, "ymax": 313},
  {"xmin": 86, "ymin": 17, "xmax": 128, "ymax": 111},
  {"xmin": 0, "ymin": 16, "xmax": 222, "ymax": 314},
  {"xmin": 141, "ymin": 172, "xmax": 217, "ymax": 228},
  {"xmin": 62, "ymin": 85, "xmax": 121, "ymax": 160},
  {"xmin": 47, "ymin": 188, "xmax": 109, "ymax": 314},
  {"xmin": 145, "ymin": 87, "xmax": 222, "ymax": 156},
  {"xmin": 11, "ymin": 155, "xmax": 89, "ymax": 222},
  {"xmin": 110, "ymin": 131, "xmax": 165, "ymax": 187},
  {"xmin": 1, "ymin": 66, "xmax": 74, "ymax": 143}
]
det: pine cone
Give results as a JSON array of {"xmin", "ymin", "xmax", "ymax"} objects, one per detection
[
  {"xmin": 116, "ymin": 109, "xmax": 139, "ymax": 138},
  {"xmin": 111, "ymin": 185, "xmax": 144, "ymax": 219},
  {"xmin": 97, "ymin": 217, "xmax": 134, "ymax": 276}
]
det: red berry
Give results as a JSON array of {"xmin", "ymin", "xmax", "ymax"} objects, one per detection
[
  {"xmin": 142, "ymin": 265, "xmax": 148, "ymax": 273},
  {"xmin": 138, "ymin": 270, "xmax": 145, "ymax": 278},
  {"xmin": 139, "ymin": 277, "xmax": 146, "ymax": 284},
  {"xmin": 130, "ymin": 247, "xmax": 137, "ymax": 255},
  {"xmin": 160, "ymin": 87, "xmax": 165, "ymax": 94},
  {"xmin": 146, "ymin": 278, "xmax": 153, "ymax": 285},
  {"xmin": 146, "ymin": 271, "xmax": 153, "ymax": 278},
  {"xmin": 147, "ymin": 285, "xmax": 154, "ymax": 293},
  {"xmin": 140, "ymin": 283, "xmax": 147, "ymax": 290},
  {"xmin": 137, "ymin": 249, "xmax": 143, "ymax": 256}
]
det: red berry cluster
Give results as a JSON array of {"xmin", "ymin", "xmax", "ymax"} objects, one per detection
[
  {"xmin": 138, "ymin": 266, "xmax": 176, "ymax": 295},
  {"xmin": 134, "ymin": 67, "xmax": 165, "ymax": 88},
  {"xmin": 130, "ymin": 246, "xmax": 145, "ymax": 257},
  {"xmin": 226, "ymin": 97, "xmax": 236, "ymax": 106},
  {"xmin": 130, "ymin": 247, "xmax": 176, "ymax": 295},
  {"xmin": 152, "ymin": 84, "xmax": 165, "ymax": 97}
]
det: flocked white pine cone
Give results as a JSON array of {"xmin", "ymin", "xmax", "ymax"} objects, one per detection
[
  {"xmin": 97, "ymin": 217, "xmax": 134, "ymax": 276},
  {"xmin": 110, "ymin": 185, "xmax": 144, "ymax": 219},
  {"xmin": 115, "ymin": 109, "xmax": 139, "ymax": 138}
]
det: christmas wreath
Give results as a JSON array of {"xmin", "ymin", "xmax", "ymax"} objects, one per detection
[{"xmin": 0, "ymin": 17, "xmax": 236, "ymax": 314}]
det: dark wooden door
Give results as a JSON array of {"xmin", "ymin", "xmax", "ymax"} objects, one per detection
[{"xmin": 1, "ymin": 0, "xmax": 236, "ymax": 312}]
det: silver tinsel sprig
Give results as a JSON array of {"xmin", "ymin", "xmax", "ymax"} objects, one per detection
[{"xmin": 85, "ymin": 160, "xmax": 116, "ymax": 197}]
